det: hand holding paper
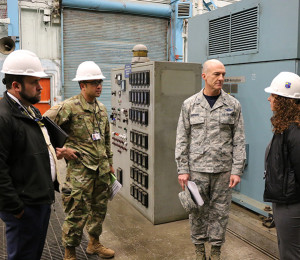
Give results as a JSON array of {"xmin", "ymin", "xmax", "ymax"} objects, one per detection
[
  {"xmin": 109, "ymin": 173, "xmax": 122, "ymax": 201},
  {"xmin": 187, "ymin": 181, "xmax": 204, "ymax": 206}
]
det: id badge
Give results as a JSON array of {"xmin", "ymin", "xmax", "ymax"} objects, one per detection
[{"xmin": 92, "ymin": 132, "xmax": 101, "ymax": 141}]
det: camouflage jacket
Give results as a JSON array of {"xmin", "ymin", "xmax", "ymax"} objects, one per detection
[
  {"xmin": 175, "ymin": 89, "xmax": 246, "ymax": 175},
  {"xmin": 45, "ymin": 94, "xmax": 113, "ymax": 174}
]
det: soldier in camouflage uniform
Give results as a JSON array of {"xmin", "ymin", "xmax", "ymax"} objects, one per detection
[
  {"xmin": 175, "ymin": 59, "xmax": 246, "ymax": 260},
  {"xmin": 45, "ymin": 61, "xmax": 115, "ymax": 260}
]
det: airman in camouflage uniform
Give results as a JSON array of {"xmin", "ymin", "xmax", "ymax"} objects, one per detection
[
  {"xmin": 45, "ymin": 61, "xmax": 115, "ymax": 260},
  {"xmin": 175, "ymin": 59, "xmax": 246, "ymax": 260}
]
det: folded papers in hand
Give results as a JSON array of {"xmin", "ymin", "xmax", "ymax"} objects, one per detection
[
  {"xmin": 110, "ymin": 173, "xmax": 122, "ymax": 200},
  {"xmin": 187, "ymin": 181, "xmax": 204, "ymax": 206}
]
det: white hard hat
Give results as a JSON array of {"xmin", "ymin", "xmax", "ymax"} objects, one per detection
[
  {"xmin": 265, "ymin": 72, "xmax": 300, "ymax": 99},
  {"xmin": 72, "ymin": 61, "xmax": 105, "ymax": 81},
  {"xmin": 1, "ymin": 49, "xmax": 48, "ymax": 77}
]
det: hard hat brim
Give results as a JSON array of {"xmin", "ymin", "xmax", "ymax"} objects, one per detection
[
  {"xmin": 72, "ymin": 75, "xmax": 106, "ymax": 81},
  {"xmin": 1, "ymin": 70, "xmax": 48, "ymax": 78},
  {"xmin": 264, "ymin": 86, "xmax": 300, "ymax": 99},
  {"xmin": 28, "ymin": 71, "xmax": 48, "ymax": 77},
  {"xmin": 264, "ymin": 86, "xmax": 273, "ymax": 94}
]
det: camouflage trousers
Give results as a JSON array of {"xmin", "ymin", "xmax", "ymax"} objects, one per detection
[
  {"xmin": 61, "ymin": 161, "xmax": 111, "ymax": 247},
  {"xmin": 189, "ymin": 171, "xmax": 232, "ymax": 246}
]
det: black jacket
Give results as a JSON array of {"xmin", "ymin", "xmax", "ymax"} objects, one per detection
[
  {"xmin": 264, "ymin": 123, "xmax": 300, "ymax": 204},
  {"xmin": 0, "ymin": 91, "xmax": 55, "ymax": 215}
]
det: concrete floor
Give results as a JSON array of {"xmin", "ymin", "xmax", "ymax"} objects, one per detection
[
  {"xmin": 58, "ymin": 160, "xmax": 280, "ymax": 260},
  {"xmin": 100, "ymin": 194, "xmax": 278, "ymax": 260}
]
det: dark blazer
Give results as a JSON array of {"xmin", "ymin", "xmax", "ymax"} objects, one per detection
[
  {"xmin": 264, "ymin": 123, "xmax": 300, "ymax": 204},
  {"xmin": 0, "ymin": 91, "xmax": 55, "ymax": 215}
]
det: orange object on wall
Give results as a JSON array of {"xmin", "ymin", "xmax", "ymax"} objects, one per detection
[{"xmin": 34, "ymin": 78, "xmax": 51, "ymax": 115}]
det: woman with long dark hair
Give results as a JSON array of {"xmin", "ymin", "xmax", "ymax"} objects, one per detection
[{"xmin": 264, "ymin": 72, "xmax": 300, "ymax": 260}]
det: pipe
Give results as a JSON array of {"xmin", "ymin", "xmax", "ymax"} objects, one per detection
[
  {"xmin": 62, "ymin": 0, "xmax": 172, "ymax": 18},
  {"xmin": 7, "ymin": 0, "xmax": 20, "ymax": 49},
  {"xmin": 61, "ymin": 10, "xmax": 64, "ymax": 99}
]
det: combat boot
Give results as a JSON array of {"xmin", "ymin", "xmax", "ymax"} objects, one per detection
[
  {"xmin": 209, "ymin": 245, "xmax": 221, "ymax": 260},
  {"xmin": 86, "ymin": 235, "xmax": 115, "ymax": 259},
  {"xmin": 64, "ymin": 246, "xmax": 76, "ymax": 260},
  {"xmin": 195, "ymin": 243, "xmax": 206, "ymax": 260}
]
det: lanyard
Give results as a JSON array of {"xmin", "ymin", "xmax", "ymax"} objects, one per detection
[
  {"xmin": 9, "ymin": 95, "xmax": 44, "ymax": 126},
  {"xmin": 93, "ymin": 102, "xmax": 102, "ymax": 134},
  {"xmin": 85, "ymin": 101, "xmax": 102, "ymax": 140}
]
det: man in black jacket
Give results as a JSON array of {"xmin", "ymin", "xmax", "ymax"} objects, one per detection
[{"xmin": 0, "ymin": 50, "xmax": 58, "ymax": 260}]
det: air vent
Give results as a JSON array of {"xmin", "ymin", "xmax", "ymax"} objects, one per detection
[
  {"xmin": 209, "ymin": 6, "xmax": 258, "ymax": 56},
  {"xmin": 209, "ymin": 15, "xmax": 230, "ymax": 55},
  {"xmin": 177, "ymin": 2, "xmax": 192, "ymax": 19},
  {"xmin": 231, "ymin": 7, "xmax": 258, "ymax": 52}
]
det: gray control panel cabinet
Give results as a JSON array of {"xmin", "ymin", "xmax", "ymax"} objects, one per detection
[{"xmin": 111, "ymin": 61, "xmax": 202, "ymax": 224}]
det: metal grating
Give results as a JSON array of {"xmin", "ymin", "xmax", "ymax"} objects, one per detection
[
  {"xmin": 209, "ymin": 6, "xmax": 258, "ymax": 56},
  {"xmin": 177, "ymin": 2, "xmax": 192, "ymax": 18},
  {"xmin": 0, "ymin": 192, "xmax": 98, "ymax": 260}
]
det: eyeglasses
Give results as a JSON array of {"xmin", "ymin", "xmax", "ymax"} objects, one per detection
[{"xmin": 83, "ymin": 80, "xmax": 103, "ymax": 87}]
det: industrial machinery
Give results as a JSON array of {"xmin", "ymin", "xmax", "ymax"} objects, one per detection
[
  {"xmin": 111, "ymin": 61, "xmax": 202, "ymax": 224},
  {"xmin": 187, "ymin": 0, "xmax": 300, "ymax": 216}
]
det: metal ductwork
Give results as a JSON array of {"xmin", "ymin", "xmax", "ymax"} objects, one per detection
[
  {"xmin": 0, "ymin": 36, "xmax": 15, "ymax": 55},
  {"xmin": 62, "ymin": 0, "xmax": 172, "ymax": 18}
]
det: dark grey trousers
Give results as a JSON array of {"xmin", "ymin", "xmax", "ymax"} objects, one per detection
[{"xmin": 272, "ymin": 202, "xmax": 300, "ymax": 260}]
